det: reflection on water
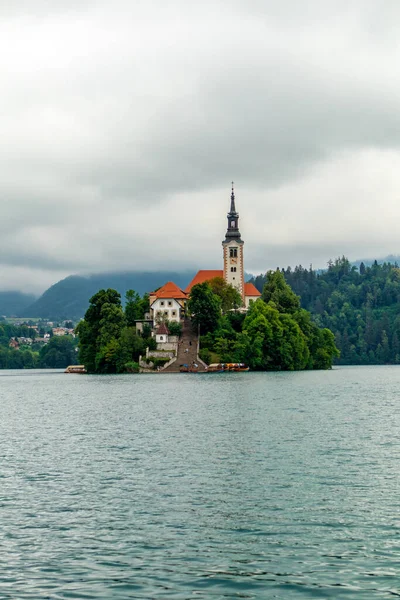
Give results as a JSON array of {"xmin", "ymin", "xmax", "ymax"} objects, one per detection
[{"xmin": 0, "ymin": 367, "xmax": 399, "ymax": 598}]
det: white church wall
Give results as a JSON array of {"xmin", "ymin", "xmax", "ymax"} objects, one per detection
[{"xmin": 245, "ymin": 296, "xmax": 259, "ymax": 309}]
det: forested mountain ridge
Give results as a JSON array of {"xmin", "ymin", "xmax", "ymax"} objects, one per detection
[
  {"xmin": 0, "ymin": 291, "xmax": 37, "ymax": 317},
  {"xmin": 249, "ymin": 257, "xmax": 400, "ymax": 364},
  {"xmin": 21, "ymin": 271, "xmax": 195, "ymax": 320}
]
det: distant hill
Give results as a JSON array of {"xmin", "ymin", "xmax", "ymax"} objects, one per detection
[
  {"xmin": 0, "ymin": 291, "xmax": 37, "ymax": 317},
  {"xmin": 351, "ymin": 255, "xmax": 400, "ymax": 268},
  {"xmin": 20, "ymin": 271, "xmax": 195, "ymax": 321}
]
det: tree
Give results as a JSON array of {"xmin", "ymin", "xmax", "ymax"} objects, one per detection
[
  {"xmin": 262, "ymin": 270, "xmax": 301, "ymax": 314},
  {"xmin": 95, "ymin": 303, "xmax": 126, "ymax": 373},
  {"xmin": 75, "ymin": 289, "xmax": 124, "ymax": 373},
  {"xmin": 198, "ymin": 276, "xmax": 339, "ymax": 371},
  {"xmin": 187, "ymin": 283, "xmax": 221, "ymax": 334},
  {"xmin": 240, "ymin": 300, "xmax": 309, "ymax": 370},
  {"xmin": 116, "ymin": 326, "xmax": 147, "ymax": 372},
  {"xmin": 39, "ymin": 336, "xmax": 76, "ymax": 368},
  {"xmin": 208, "ymin": 277, "xmax": 243, "ymax": 313},
  {"xmin": 125, "ymin": 290, "xmax": 149, "ymax": 326},
  {"xmin": 166, "ymin": 320, "xmax": 182, "ymax": 337}
]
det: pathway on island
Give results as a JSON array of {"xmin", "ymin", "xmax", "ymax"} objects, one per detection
[{"xmin": 163, "ymin": 318, "xmax": 206, "ymax": 373}]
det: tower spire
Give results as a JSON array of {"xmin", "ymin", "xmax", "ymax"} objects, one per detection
[
  {"xmin": 230, "ymin": 181, "xmax": 236, "ymax": 214},
  {"xmin": 224, "ymin": 182, "xmax": 241, "ymax": 241},
  {"xmin": 222, "ymin": 182, "xmax": 244, "ymax": 300}
]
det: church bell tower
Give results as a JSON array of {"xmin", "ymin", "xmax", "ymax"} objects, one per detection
[{"xmin": 222, "ymin": 183, "xmax": 245, "ymax": 299}]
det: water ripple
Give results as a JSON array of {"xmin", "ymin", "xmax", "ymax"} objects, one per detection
[{"xmin": 0, "ymin": 367, "xmax": 399, "ymax": 598}]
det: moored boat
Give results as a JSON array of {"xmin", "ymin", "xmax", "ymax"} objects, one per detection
[
  {"xmin": 206, "ymin": 363, "xmax": 226, "ymax": 373},
  {"xmin": 205, "ymin": 363, "xmax": 249, "ymax": 373},
  {"xmin": 65, "ymin": 365, "xmax": 87, "ymax": 374},
  {"xmin": 226, "ymin": 363, "xmax": 250, "ymax": 372},
  {"xmin": 179, "ymin": 363, "xmax": 199, "ymax": 373}
]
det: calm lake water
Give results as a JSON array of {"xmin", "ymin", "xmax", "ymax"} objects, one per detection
[{"xmin": 0, "ymin": 367, "xmax": 399, "ymax": 599}]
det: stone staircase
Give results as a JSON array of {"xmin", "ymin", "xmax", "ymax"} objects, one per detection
[{"xmin": 163, "ymin": 318, "xmax": 206, "ymax": 373}]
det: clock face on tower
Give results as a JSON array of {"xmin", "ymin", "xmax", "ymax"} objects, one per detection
[{"xmin": 231, "ymin": 258, "xmax": 237, "ymax": 264}]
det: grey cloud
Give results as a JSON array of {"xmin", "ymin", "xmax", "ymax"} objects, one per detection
[
  {"xmin": 0, "ymin": 0, "xmax": 97, "ymax": 15},
  {"xmin": 1, "ymin": 0, "xmax": 400, "ymax": 292}
]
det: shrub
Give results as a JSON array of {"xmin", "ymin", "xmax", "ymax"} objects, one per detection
[
  {"xmin": 167, "ymin": 321, "xmax": 182, "ymax": 337},
  {"xmin": 152, "ymin": 357, "xmax": 170, "ymax": 369},
  {"xmin": 199, "ymin": 348, "xmax": 211, "ymax": 365},
  {"xmin": 148, "ymin": 337, "xmax": 157, "ymax": 351}
]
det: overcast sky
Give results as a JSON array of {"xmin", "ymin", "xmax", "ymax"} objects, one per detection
[{"xmin": 2, "ymin": 0, "xmax": 400, "ymax": 294}]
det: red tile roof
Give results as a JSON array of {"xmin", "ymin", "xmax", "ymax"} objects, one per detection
[
  {"xmin": 185, "ymin": 270, "xmax": 223, "ymax": 293},
  {"xmin": 244, "ymin": 282, "xmax": 261, "ymax": 297},
  {"xmin": 150, "ymin": 281, "xmax": 188, "ymax": 300},
  {"xmin": 156, "ymin": 322, "xmax": 170, "ymax": 335}
]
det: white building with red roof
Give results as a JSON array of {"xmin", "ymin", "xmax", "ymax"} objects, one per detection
[
  {"xmin": 149, "ymin": 281, "xmax": 188, "ymax": 324},
  {"xmin": 155, "ymin": 322, "xmax": 170, "ymax": 344},
  {"xmin": 185, "ymin": 184, "xmax": 261, "ymax": 309}
]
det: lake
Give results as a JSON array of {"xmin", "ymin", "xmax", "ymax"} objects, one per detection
[{"xmin": 0, "ymin": 366, "xmax": 399, "ymax": 599}]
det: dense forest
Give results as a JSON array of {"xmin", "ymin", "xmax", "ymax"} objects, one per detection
[
  {"xmin": 0, "ymin": 323, "xmax": 77, "ymax": 369},
  {"xmin": 76, "ymin": 289, "xmax": 155, "ymax": 373},
  {"xmin": 195, "ymin": 274, "xmax": 339, "ymax": 370},
  {"xmin": 249, "ymin": 257, "xmax": 400, "ymax": 365}
]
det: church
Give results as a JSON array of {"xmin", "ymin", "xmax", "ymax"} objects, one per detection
[{"xmin": 149, "ymin": 185, "xmax": 261, "ymax": 324}]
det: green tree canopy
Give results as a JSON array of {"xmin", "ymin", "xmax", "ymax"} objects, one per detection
[
  {"xmin": 199, "ymin": 276, "xmax": 339, "ymax": 370},
  {"xmin": 187, "ymin": 283, "xmax": 221, "ymax": 334},
  {"xmin": 76, "ymin": 289, "xmax": 124, "ymax": 373},
  {"xmin": 125, "ymin": 290, "xmax": 149, "ymax": 326},
  {"xmin": 241, "ymin": 300, "xmax": 309, "ymax": 370},
  {"xmin": 39, "ymin": 336, "xmax": 76, "ymax": 368},
  {"xmin": 75, "ymin": 288, "xmax": 155, "ymax": 374},
  {"xmin": 249, "ymin": 257, "xmax": 400, "ymax": 365},
  {"xmin": 208, "ymin": 277, "xmax": 243, "ymax": 313},
  {"xmin": 262, "ymin": 270, "xmax": 301, "ymax": 314}
]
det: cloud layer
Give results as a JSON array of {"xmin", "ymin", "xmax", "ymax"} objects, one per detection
[{"xmin": 2, "ymin": 0, "xmax": 400, "ymax": 293}]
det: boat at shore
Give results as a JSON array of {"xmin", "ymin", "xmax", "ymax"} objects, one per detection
[
  {"xmin": 226, "ymin": 363, "xmax": 250, "ymax": 372},
  {"xmin": 65, "ymin": 365, "xmax": 87, "ymax": 374},
  {"xmin": 207, "ymin": 363, "xmax": 225, "ymax": 373},
  {"xmin": 179, "ymin": 363, "xmax": 199, "ymax": 373},
  {"xmin": 206, "ymin": 363, "xmax": 249, "ymax": 373}
]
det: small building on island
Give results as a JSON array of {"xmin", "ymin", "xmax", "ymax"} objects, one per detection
[
  {"xmin": 149, "ymin": 281, "xmax": 188, "ymax": 325},
  {"xmin": 155, "ymin": 322, "xmax": 170, "ymax": 344}
]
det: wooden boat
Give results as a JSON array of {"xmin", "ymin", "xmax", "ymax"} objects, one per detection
[
  {"xmin": 65, "ymin": 365, "xmax": 87, "ymax": 374},
  {"xmin": 226, "ymin": 363, "xmax": 250, "ymax": 372},
  {"xmin": 207, "ymin": 363, "xmax": 225, "ymax": 373},
  {"xmin": 205, "ymin": 363, "xmax": 249, "ymax": 373},
  {"xmin": 179, "ymin": 363, "xmax": 199, "ymax": 373}
]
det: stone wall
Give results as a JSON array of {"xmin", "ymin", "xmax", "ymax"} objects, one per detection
[
  {"xmin": 146, "ymin": 349, "xmax": 176, "ymax": 359},
  {"xmin": 138, "ymin": 352, "xmax": 177, "ymax": 372},
  {"xmin": 156, "ymin": 342, "xmax": 178, "ymax": 352}
]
